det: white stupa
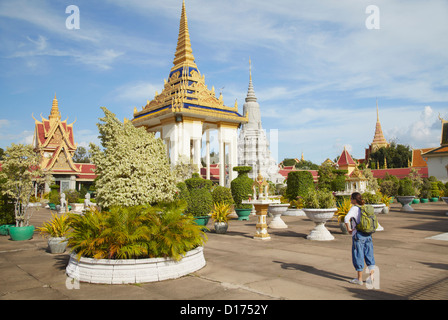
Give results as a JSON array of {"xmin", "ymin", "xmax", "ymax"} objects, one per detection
[{"xmin": 237, "ymin": 60, "xmax": 284, "ymax": 184}]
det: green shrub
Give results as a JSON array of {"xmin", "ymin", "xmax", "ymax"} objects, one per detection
[
  {"xmin": 430, "ymin": 181, "xmax": 439, "ymax": 198},
  {"xmin": 175, "ymin": 182, "xmax": 190, "ymax": 202},
  {"xmin": 302, "ymin": 189, "xmax": 336, "ymax": 209},
  {"xmin": 211, "ymin": 186, "xmax": 234, "ymax": 206},
  {"xmin": 285, "ymin": 171, "xmax": 314, "ymax": 201},
  {"xmin": 185, "ymin": 173, "xmax": 212, "ymax": 190},
  {"xmin": 398, "ymin": 178, "xmax": 416, "ymax": 196},
  {"xmin": 49, "ymin": 190, "xmax": 60, "ymax": 205},
  {"xmin": 231, "ymin": 167, "xmax": 253, "ymax": 209},
  {"xmin": 362, "ymin": 192, "xmax": 381, "ymax": 204},
  {"xmin": 187, "ymin": 188, "xmax": 213, "ymax": 217},
  {"xmin": 65, "ymin": 189, "xmax": 80, "ymax": 204}
]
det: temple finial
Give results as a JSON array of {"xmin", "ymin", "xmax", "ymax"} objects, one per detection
[
  {"xmin": 172, "ymin": 0, "xmax": 196, "ymax": 71},
  {"xmin": 49, "ymin": 93, "xmax": 61, "ymax": 121}
]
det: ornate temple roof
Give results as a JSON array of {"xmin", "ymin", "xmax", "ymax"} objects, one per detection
[
  {"xmin": 32, "ymin": 95, "xmax": 80, "ymax": 174},
  {"xmin": 132, "ymin": 0, "xmax": 248, "ymax": 128},
  {"xmin": 371, "ymin": 101, "xmax": 389, "ymax": 151}
]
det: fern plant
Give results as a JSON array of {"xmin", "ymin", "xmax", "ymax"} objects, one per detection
[
  {"xmin": 38, "ymin": 213, "xmax": 71, "ymax": 238},
  {"xmin": 67, "ymin": 201, "xmax": 207, "ymax": 261}
]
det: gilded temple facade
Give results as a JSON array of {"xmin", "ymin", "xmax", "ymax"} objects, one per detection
[{"xmin": 131, "ymin": 1, "xmax": 248, "ymax": 186}]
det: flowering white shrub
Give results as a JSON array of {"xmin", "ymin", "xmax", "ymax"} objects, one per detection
[{"xmin": 90, "ymin": 107, "xmax": 177, "ymax": 208}]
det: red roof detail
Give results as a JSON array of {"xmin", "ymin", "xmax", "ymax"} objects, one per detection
[{"xmin": 337, "ymin": 148, "xmax": 356, "ymax": 166}]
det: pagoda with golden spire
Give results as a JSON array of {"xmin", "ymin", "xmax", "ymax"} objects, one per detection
[
  {"xmin": 131, "ymin": 0, "xmax": 248, "ymax": 186},
  {"xmin": 365, "ymin": 100, "xmax": 390, "ymax": 165},
  {"xmin": 371, "ymin": 100, "xmax": 389, "ymax": 152}
]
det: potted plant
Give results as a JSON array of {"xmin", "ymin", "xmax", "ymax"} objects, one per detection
[
  {"xmin": 302, "ymin": 189, "xmax": 337, "ymax": 241},
  {"xmin": 184, "ymin": 173, "xmax": 213, "ymax": 227},
  {"xmin": 230, "ymin": 166, "xmax": 253, "ymax": 221},
  {"xmin": 37, "ymin": 213, "xmax": 70, "ymax": 254},
  {"xmin": 396, "ymin": 178, "xmax": 416, "ymax": 212},
  {"xmin": 430, "ymin": 182, "xmax": 440, "ymax": 202},
  {"xmin": 65, "ymin": 202, "xmax": 207, "ymax": 284},
  {"xmin": 380, "ymin": 193, "xmax": 392, "ymax": 214},
  {"xmin": 336, "ymin": 197, "xmax": 352, "ymax": 235},
  {"xmin": 419, "ymin": 179, "xmax": 431, "ymax": 203},
  {"xmin": 0, "ymin": 144, "xmax": 52, "ymax": 241},
  {"xmin": 210, "ymin": 202, "xmax": 232, "ymax": 234},
  {"xmin": 441, "ymin": 190, "xmax": 448, "ymax": 216}
]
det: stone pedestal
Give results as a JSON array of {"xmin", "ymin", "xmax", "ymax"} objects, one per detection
[{"xmin": 243, "ymin": 199, "xmax": 280, "ymax": 240}]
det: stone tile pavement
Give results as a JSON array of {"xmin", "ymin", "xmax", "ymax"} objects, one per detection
[{"xmin": 1, "ymin": 201, "xmax": 448, "ymax": 304}]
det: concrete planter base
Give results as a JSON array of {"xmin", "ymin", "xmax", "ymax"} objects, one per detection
[{"xmin": 66, "ymin": 246, "xmax": 206, "ymax": 284}]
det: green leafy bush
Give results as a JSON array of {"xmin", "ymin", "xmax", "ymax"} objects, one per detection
[
  {"xmin": 398, "ymin": 178, "xmax": 416, "ymax": 196},
  {"xmin": 184, "ymin": 173, "xmax": 213, "ymax": 217},
  {"xmin": 231, "ymin": 166, "xmax": 253, "ymax": 209},
  {"xmin": 211, "ymin": 186, "xmax": 234, "ymax": 206},
  {"xmin": 362, "ymin": 192, "xmax": 382, "ymax": 204},
  {"xmin": 285, "ymin": 171, "xmax": 314, "ymax": 201},
  {"xmin": 302, "ymin": 189, "xmax": 336, "ymax": 209}
]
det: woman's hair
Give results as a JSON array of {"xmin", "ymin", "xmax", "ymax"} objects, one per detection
[{"xmin": 351, "ymin": 192, "xmax": 365, "ymax": 206}]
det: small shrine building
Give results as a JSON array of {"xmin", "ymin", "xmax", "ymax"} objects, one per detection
[{"xmin": 32, "ymin": 95, "xmax": 96, "ymax": 193}]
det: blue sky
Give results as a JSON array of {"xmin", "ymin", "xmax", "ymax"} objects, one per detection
[{"xmin": 1, "ymin": 0, "xmax": 447, "ymax": 164}]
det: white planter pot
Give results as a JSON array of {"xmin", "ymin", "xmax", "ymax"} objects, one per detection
[
  {"xmin": 441, "ymin": 197, "xmax": 448, "ymax": 216},
  {"xmin": 371, "ymin": 204, "xmax": 385, "ymax": 231},
  {"xmin": 268, "ymin": 204, "xmax": 289, "ymax": 229},
  {"xmin": 66, "ymin": 246, "xmax": 206, "ymax": 284},
  {"xmin": 70, "ymin": 203, "xmax": 85, "ymax": 214},
  {"xmin": 302, "ymin": 208, "xmax": 337, "ymax": 241},
  {"xmin": 47, "ymin": 237, "xmax": 68, "ymax": 254},
  {"xmin": 283, "ymin": 208, "xmax": 306, "ymax": 216},
  {"xmin": 397, "ymin": 196, "xmax": 415, "ymax": 212}
]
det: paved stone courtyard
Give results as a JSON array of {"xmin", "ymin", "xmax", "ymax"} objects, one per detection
[{"xmin": 1, "ymin": 201, "xmax": 447, "ymax": 301}]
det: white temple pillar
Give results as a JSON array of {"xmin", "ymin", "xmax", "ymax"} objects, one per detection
[
  {"xmin": 219, "ymin": 127, "xmax": 225, "ymax": 186},
  {"xmin": 206, "ymin": 130, "xmax": 210, "ymax": 180},
  {"xmin": 194, "ymin": 138, "xmax": 201, "ymax": 172}
]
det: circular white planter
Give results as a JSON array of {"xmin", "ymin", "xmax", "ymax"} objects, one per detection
[
  {"xmin": 441, "ymin": 197, "xmax": 448, "ymax": 216},
  {"xmin": 397, "ymin": 196, "xmax": 415, "ymax": 212},
  {"xmin": 283, "ymin": 208, "xmax": 306, "ymax": 216},
  {"xmin": 66, "ymin": 246, "xmax": 206, "ymax": 284},
  {"xmin": 268, "ymin": 204, "xmax": 289, "ymax": 229},
  {"xmin": 371, "ymin": 204, "xmax": 385, "ymax": 231},
  {"xmin": 302, "ymin": 208, "xmax": 337, "ymax": 241}
]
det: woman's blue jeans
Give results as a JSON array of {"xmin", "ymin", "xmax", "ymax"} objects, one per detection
[{"xmin": 352, "ymin": 232, "xmax": 375, "ymax": 272}]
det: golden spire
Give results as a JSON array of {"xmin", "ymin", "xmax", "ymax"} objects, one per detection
[
  {"xmin": 371, "ymin": 100, "xmax": 388, "ymax": 151},
  {"xmin": 172, "ymin": 0, "xmax": 197, "ymax": 71},
  {"xmin": 49, "ymin": 93, "xmax": 61, "ymax": 121}
]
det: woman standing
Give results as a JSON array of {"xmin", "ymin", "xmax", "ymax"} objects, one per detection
[{"xmin": 344, "ymin": 192, "xmax": 376, "ymax": 285}]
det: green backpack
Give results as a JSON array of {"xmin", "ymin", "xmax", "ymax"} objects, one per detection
[{"xmin": 355, "ymin": 205, "xmax": 378, "ymax": 234}]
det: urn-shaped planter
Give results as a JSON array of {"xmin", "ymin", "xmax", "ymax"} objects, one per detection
[
  {"xmin": 302, "ymin": 208, "xmax": 337, "ymax": 241},
  {"xmin": 371, "ymin": 204, "xmax": 385, "ymax": 231},
  {"xmin": 9, "ymin": 225, "xmax": 35, "ymax": 241},
  {"xmin": 214, "ymin": 222, "xmax": 228, "ymax": 234},
  {"xmin": 47, "ymin": 237, "xmax": 68, "ymax": 254},
  {"xmin": 396, "ymin": 196, "xmax": 415, "ymax": 212},
  {"xmin": 234, "ymin": 208, "xmax": 252, "ymax": 221},
  {"xmin": 268, "ymin": 204, "xmax": 289, "ymax": 229},
  {"xmin": 283, "ymin": 207, "xmax": 306, "ymax": 216},
  {"xmin": 441, "ymin": 197, "xmax": 448, "ymax": 216}
]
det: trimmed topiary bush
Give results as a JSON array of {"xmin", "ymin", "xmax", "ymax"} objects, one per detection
[
  {"xmin": 231, "ymin": 166, "xmax": 253, "ymax": 209},
  {"xmin": 285, "ymin": 171, "xmax": 314, "ymax": 201},
  {"xmin": 184, "ymin": 173, "xmax": 213, "ymax": 217},
  {"xmin": 211, "ymin": 186, "xmax": 234, "ymax": 206}
]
